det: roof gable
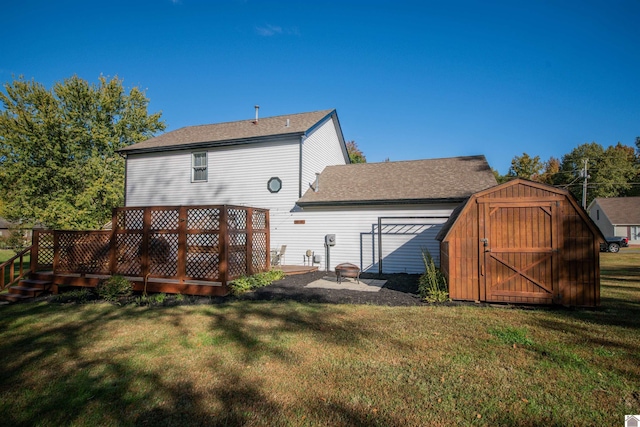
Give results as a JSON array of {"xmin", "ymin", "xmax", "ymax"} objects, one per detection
[
  {"xmin": 297, "ymin": 155, "xmax": 497, "ymax": 206},
  {"xmin": 438, "ymin": 178, "xmax": 605, "ymax": 243},
  {"xmin": 120, "ymin": 109, "xmax": 335, "ymax": 153},
  {"xmin": 591, "ymin": 197, "xmax": 640, "ymax": 225}
]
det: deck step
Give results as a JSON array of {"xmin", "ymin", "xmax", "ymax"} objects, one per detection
[
  {"xmin": 7, "ymin": 286, "xmax": 45, "ymax": 296},
  {"xmin": 19, "ymin": 279, "xmax": 52, "ymax": 288},
  {"xmin": 0, "ymin": 293, "xmax": 33, "ymax": 303}
]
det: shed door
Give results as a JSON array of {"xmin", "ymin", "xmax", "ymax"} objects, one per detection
[{"xmin": 479, "ymin": 200, "xmax": 559, "ymax": 304}]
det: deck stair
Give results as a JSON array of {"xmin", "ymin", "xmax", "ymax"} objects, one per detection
[{"xmin": 0, "ymin": 278, "xmax": 54, "ymax": 303}]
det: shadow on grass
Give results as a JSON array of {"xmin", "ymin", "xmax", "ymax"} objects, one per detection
[{"xmin": 0, "ymin": 300, "xmax": 405, "ymax": 426}]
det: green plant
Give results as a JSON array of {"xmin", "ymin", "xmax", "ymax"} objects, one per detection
[
  {"xmin": 133, "ymin": 293, "xmax": 168, "ymax": 307},
  {"xmin": 7, "ymin": 230, "xmax": 26, "ymax": 253},
  {"xmin": 96, "ymin": 275, "xmax": 133, "ymax": 302},
  {"xmin": 229, "ymin": 269, "xmax": 285, "ymax": 295},
  {"xmin": 418, "ymin": 248, "xmax": 449, "ymax": 302}
]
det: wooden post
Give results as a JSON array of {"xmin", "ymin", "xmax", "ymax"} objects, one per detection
[
  {"xmin": 246, "ymin": 208, "xmax": 254, "ymax": 275},
  {"xmin": 109, "ymin": 208, "xmax": 118, "ymax": 275},
  {"xmin": 220, "ymin": 206, "xmax": 228, "ymax": 287},
  {"xmin": 141, "ymin": 207, "xmax": 151, "ymax": 280},
  {"xmin": 177, "ymin": 206, "xmax": 187, "ymax": 283},
  {"xmin": 265, "ymin": 210, "xmax": 271, "ymax": 270},
  {"xmin": 52, "ymin": 231, "xmax": 60, "ymax": 274},
  {"xmin": 30, "ymin": 230, "xmax": 40, "ymax": 274}
]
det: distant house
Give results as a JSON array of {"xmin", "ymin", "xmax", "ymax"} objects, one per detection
[
  {"xmin": 119, "ymin": 109, "xmax": 497, "ymax": 273},
  {"xmin": 0, "ymin": 216, "xmax": 11, "ymax": 240},
  {"xmin": 587, "ymin": 197, "xmax": 640, "ymax": 244}
]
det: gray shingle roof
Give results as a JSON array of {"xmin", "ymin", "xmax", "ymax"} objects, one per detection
[
  {"xmin": 297, "ymin": 155, "xmax": 497, "ymax": 206},
  {"xmin": 120, "ymin": 109, "xmax": 335, "ymax": 153},
  {"xmin": 594, "ymin": 197, "xmax": 640, "ymax": 225}
]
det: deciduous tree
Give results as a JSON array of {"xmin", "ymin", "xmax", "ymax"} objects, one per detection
[
  {"xmin": 0, "ymin": 75, "xmax": 165, "ymax": 229},
  {"xmin": 507, "ymin": 153, "xmax": 543, "ymax": 180},
  {"xmin": 346, "ymin": 140, "xmax": 366, "ymax": 163},
  {"xmin": 554, "ymin": 142, "xmax": 638, "ymax": 205}
]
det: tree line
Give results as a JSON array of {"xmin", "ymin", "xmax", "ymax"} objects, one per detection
[{"xmin": 494, "ymin": 139, "xmax": 640, "ymax": 207}]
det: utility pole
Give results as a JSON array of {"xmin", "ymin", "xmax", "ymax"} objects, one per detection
[{"xmin": 581, "ymin": 159, "xmax": 589, "ymax": 209}]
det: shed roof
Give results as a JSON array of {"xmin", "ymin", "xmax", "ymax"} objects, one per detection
[
  {"xmin": 591, "ymin": 197, "xmax": 640, "ymax": 225},
  {"xmin": 297, "ymin": 155, "xmax": 497, "ymax": 206},
  {"xmin": 120, "ymin": 109, "xmax": 335, "ymax": 153},
  {"xmin": 437, "ymin": 178, "xmax": 605, "ymax": 243}
]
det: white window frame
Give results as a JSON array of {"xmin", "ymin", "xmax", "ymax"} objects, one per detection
[{"xmin": 192, "ymin": 152, "xmax": 208, "ymax": 182}]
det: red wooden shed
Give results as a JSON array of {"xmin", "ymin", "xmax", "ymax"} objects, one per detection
[{"xmin": 437, "ymin": 179, "xmax": 605, "ymax": 307}]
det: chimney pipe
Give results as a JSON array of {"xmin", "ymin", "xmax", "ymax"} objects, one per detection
[
  {"xmin": 254, "ymin": 105, "xmax": 259, "ymax": 123},
  {"xmin": 314, "ymin": 173, "xmax": 320, "ymax": 192}
]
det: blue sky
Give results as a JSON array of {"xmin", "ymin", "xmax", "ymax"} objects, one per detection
[{"xmin": 2, "ymin": 0, "xmax": 639, "ymax": 173}]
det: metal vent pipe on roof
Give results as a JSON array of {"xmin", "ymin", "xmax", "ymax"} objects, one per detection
[
  {"xmin": 314, "ymin": 173, "xmax": 320, "ymax": 192},
  {"xmin": 254, "ymin": 105, "xmax": 259, "ymax": 123}
]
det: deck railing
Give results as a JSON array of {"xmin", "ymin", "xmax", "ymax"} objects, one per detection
[
  {"xmin": 30, "ymin": 205, "xmax": 270, "ymax": 287},
  {"xmin": 0, "ymin": 246, "xmax": 32, "ymax": 291}
]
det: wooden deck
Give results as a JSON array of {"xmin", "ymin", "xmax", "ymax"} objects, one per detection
[{"xmin": 280, "ymin": 265, "xmax": 319, "ymax": 275}]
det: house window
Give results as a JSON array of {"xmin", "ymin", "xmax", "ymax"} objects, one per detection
[
  {"xmin": 192, "ymin": 152, "xmax": 207, "ymax": 182},
  {"xmin": 596, "ymin": 210, "xmax": 599, "ymax": 220},
  {"xmin": 267, "ymin": 177, "xmax": 282, "ymax": 193}
]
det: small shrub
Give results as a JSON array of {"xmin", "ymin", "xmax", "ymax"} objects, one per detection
[
  {"xmin": 418, "ymin": 248, "xmax": 449, "ymax": 302},
  {"xmin": 96, "ymin": 275, "xmax": 133, "ymax": 302},
  {"xmin": 229, "ymin": 269, "xmax": 285, "ymax": 295}
]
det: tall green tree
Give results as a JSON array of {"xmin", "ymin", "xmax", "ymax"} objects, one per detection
[
  {"xmin": 346, "ymin": 140, "xmax": 366, "ymax": 163},
  {"xmin": 0, "ymin": 75, "xmax": 165, "ymax": 229},
  {"xmin": 537, "ymin": 157, "xmax": 560, "ymax": 185},
  {"xmin": 554, "ymin": 142, "xmax": 638, "ymax": 206},
  {"xmin": 507, "ymin": 153, "xmax": 543, "ymax": 180}
]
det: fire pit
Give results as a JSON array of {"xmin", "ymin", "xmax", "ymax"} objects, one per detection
[{"xmin": 335, "ymin": 262, "xmax": 360, "ymax": 284}]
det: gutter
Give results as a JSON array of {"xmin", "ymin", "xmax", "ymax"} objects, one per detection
[{"xmin": 297, "ymin": 197, "xmax": 468, "ymax": 208}]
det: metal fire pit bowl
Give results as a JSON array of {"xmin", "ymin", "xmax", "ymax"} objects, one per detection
[{"xmin": 335, "ymin": 263, "xmax": 361, "ymax": 284}]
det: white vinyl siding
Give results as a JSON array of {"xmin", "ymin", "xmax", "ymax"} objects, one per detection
[
  {"xmin": 588, "ymin": 202, "xmax": 615, "ymax": 237},
  {"xmin": 126, "ymin": 138, "xmax": 300, "ymax": 210},
  {"xmin": 269, "ymin": 204, "xmax": 458, "ymax": 273},
  {"xmin": 301, "ymin": 116, "xmax": 348, "ymax": 194},
  {"xmin": 192, "ymin": 152, "xmax": 207, "ymax": 182}
]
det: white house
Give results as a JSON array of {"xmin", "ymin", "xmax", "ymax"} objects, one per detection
[
  {"xmin": 588, "ymin": 197, "xmax": 640, "ymax": 244},
  {"xmin": 119, "ymin": 109, "xmax": 497, "ymax": 273}
]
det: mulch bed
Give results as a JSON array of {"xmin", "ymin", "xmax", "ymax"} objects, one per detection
[
  {"xmin": 239, "ymin": 271, "xmax": 426, "ymax": 306},
  {"xmin": 38, "ymin": 271, "xmax": 427, "ymax": 307}
]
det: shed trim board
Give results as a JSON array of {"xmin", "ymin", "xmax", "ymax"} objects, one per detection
[{"xmin": 438, "ymin": 179, "xmax": 605, "ymax": 307}]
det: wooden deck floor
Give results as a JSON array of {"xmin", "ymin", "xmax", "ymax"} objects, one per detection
[{"xmin": 279, "ymin": 265, "xmax": 319, "ymax": 275}]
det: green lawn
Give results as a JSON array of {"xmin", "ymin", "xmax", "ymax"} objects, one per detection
[{"xmin": 0, "ymin": 252, "xmax": 638, "ymax": 426}]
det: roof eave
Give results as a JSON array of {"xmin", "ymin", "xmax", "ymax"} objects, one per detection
[
  {"xmin": 118, "ymin": 132, "xmax": 305, "ymax": 155},
  {"xmin": 297, "ymin": 197, "xmax": 468, "ymax": 208}
]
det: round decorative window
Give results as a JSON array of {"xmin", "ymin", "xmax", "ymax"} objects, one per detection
[{"xmin": 267, "ymin": 177, "xmax": 282, "ymax": 193}]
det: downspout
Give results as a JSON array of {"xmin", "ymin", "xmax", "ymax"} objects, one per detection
[
  {"xmin": 299, "ymin": 135, "xmax": 306, "ymax": 198},
  {"xmin": 119, "ymin": 152, "xmax": 128, "ymax": 206}
]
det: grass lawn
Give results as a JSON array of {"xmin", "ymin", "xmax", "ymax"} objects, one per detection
[{"xmin": 0, "ymin": 252, "xmax": 638, "ymax": 426}]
